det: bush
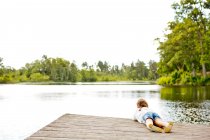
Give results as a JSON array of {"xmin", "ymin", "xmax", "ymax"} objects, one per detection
[
  {"xmin": 157, "ymin": 70, "xmax": 210, "ymax": 86},
  {"xmin": 0, "ymin": 74, "xmax": 17, "ymax": 83},
  {"xmin": 0, "ymin": 76, "xmax": 4, "ymax": 83},
  {"xmin": 171, "ymin": 70, "xmax": 181, "ymax": 84},
  {"xmin": 179, "ymin": 72, "xmax": 191, "ymax": 85},
  {"xmin": 196, "ymin": 77, "xmax": 207, "ymax": 86},
  {"xmin": 18, "ymin": 74, "xmax": 29, "ymax": 82},
  {"xmin": 157, "ymin": 76, "xmax": 173, "ymax": 85},
  {"xmin": 80, "ymin": 70, "xmax": 97, "ymax": 82},
  {"xmin": 30, "ymin": 73, "xmax": 49, "ymax": 82}
]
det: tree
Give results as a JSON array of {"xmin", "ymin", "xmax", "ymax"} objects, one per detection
[
  {"xmin": 157, "ymin": 0, "xmax": 210, "ymax": 84},
  {"xmin": 82, "ymin": 62, "xmax": 88, "ymax": 69},
  {"xmin": 97, "ymin": 61, "xmax": 110, "ymax": 72},
  {"xmin": 30, "ymin": 73, "xmax": 49, "ymax": 82},
  {"xmin": 172, "ymin": 0, "xmax": 210, "ymax": 78},
  {"xmin": 135, "ymin": 60, "xmax": 148, "ymax": 80},
  {"xmin": 157, "ymin": 18, "xmax": 200, "ymax": 76},
  {"xmin": 21, "ymin": 57, "xmax": 79, "ymax": 82},
  {"xmin": 0, "ymin": 57, "xmax": 3, "ymax": 67},
  {"xmin": 0, "ymin": 57, "xmax": 4, "ymax": 76},
  {"xmin": 148, "ymin": 60, "xmax": 159, "ymax": 80},
  {"xmin": 110, "ymin": 65, "xmax": 120, "ymax": 75}
]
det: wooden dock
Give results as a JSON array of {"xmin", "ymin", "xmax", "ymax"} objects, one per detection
[{"xmin": 26, "ymin": 114, "xmax": 210, "ymax": 140}]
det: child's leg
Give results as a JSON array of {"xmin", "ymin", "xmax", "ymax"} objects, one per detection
[
  {"xmin": 154, "ymin": 118, "xmax": 173, "ymax": 133},
  {"xmin": 145, "ymin": 118, "xmax": 163, "ymax": 133},
  {"xmin": 145, "ymin": 118, "xmax": 153, "ymax": 128},
  {"xmin": 154, "ymin": 118, "xmax": 168, "ymax": 127}
]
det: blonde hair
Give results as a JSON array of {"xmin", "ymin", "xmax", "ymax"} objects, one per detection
[{"xmin": 136, "ymin": 98, "xmax": 148, "ymax": 108}]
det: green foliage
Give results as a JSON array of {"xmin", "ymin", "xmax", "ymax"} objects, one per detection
[
  {"xmin": 160, "ymin": 86, "xmax": 210, "ymax": 102},
  {"xmin": 18, "ymin": 74, "xmax": 29, "ymax": 82},
  {"xmin": 0, "ymin": 57, "xmax": 3, "ymax": 67},
  {"xmin": 0, "ymin": 55, "xmax": 159, "ymax": 83},
  {"xmin": 30, "ymin": 73, "xmax": 49, "ymax": 82},
  {"xmin": 0, "ymin": 74, "xmax": 16, "ymax": 83},
  {"xmin": 22, "ymin": 56, "xmax": 79, "ymax": 82},
  {"xmin": 97, "ymin": 75, "xmax": 116, "ymax": 81},
  {"xmin": 179, "ymin": 71, "xmax": 192, "ymax": 85},
  {"xmin": 194, "ymin": 77, "xmax": 210, "ymax": 86},
  {"xmin": 97, "ymin": 61, "xmax": 110, "ymax": 72},
  {"xmin": 80, "ymin": 69, "xmax": 97, "ymax": 82},
  {"xmin": 0, "ymin": 76, "xmax": 3, "ymax": 83},
  {"xmin": 148, "ymin": 60, "xmax": 159, "ymax": 80},
  {"xmin": 124, "ymin": 60, "xmax": 149, "ymax": 81},
  {"xmin": 157, "ymin": 0, "xmax": 210, "ymax": 85},
  {"xmin": 157, "ymin": 76, "xmax": 173, "ymax": 85},
  {"xmin": 157, "ymin": 70, "xmax": 210, "ymax": 86}
]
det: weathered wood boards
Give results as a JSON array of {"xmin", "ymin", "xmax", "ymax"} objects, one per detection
[{"xmin": 26, "ymin": 114, "xmax": 210, "ymax": 140}]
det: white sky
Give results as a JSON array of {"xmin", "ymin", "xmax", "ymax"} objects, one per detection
[{"xmin": 0, "ymin": 0, "xmax": 174, "ymax": 69}]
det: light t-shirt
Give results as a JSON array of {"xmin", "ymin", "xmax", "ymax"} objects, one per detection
[{"xmin": 133, "ymin": 107, "xmax": 153, "ymax": 124}]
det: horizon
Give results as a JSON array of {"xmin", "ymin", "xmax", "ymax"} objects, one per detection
[{"xmin": 0, "ymin": 54, "xmax": 158, "ymax": 69}]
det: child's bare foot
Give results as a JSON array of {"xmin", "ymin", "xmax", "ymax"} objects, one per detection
[
  {"xmin": 164, "ymin": 122, "xmax": 174, "ymax": 133},
  {"xmin": 148, "ymin": 124, "xmax": 163, "ymax": 133}
]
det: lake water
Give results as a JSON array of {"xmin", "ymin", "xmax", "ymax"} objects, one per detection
[{"xmin": 0, "ymin": 82, "xmax": 210, "ymax": 140}]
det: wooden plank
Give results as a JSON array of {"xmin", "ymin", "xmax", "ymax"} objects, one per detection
[{"xmin": 26, "ymin": 114, "xmax": 210, "ymax": 140}]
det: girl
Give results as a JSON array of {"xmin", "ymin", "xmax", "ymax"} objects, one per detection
[{"xmin": 134, "ymin": 98, "xmax": 173, "ymax": 133}]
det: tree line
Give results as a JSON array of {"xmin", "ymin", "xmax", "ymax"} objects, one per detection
[
  {"xmin": 0, "ymin": 55, "xmax": 158, "ymax": 83},
  {"xmin": 156, "ymin": 0, "xmax": 210, "ymax": 86},
  {"xmin": 3, "ymin": 0, "xmax": 210, "ymax": 86}
]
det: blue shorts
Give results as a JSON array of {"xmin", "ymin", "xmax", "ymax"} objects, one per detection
[{"xmin": 143, "ymin": 112, "xmax": 161, "ymax": 122}]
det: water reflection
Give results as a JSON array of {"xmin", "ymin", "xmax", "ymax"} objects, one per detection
[
  {"xmin": 159, "ymin": 86, "xmax": 210, "ymax": 125},
  {"xmin": 94, "ymin": 90, "xmax": 159, "ymax": 98},
  {"xmin": 0, "ymin": 84, "xmax": 210, "ymax": 140},
  {"xmin": 36, "ymin": 92, "xmax": 72, "ymax": 101},
  {"xmin": 28, "ymin": 81, "xmax": 156, "ymax": 85},
  {"xmin": 160, "ymin": 86, "xmax": 210, "ymax": 102},
  {"xmin": 164, "ymin": 101, "xmax": 210, "ymax": 124}
]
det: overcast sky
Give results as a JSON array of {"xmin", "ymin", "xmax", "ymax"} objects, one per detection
[{"xmin": 0, "ymin": 0, "xmax": 174, "ymax": 68}]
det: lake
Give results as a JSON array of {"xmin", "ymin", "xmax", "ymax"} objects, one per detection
[{"xmin": 0, "ymin": 82, "xmax": 210, "ymax": 140}]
